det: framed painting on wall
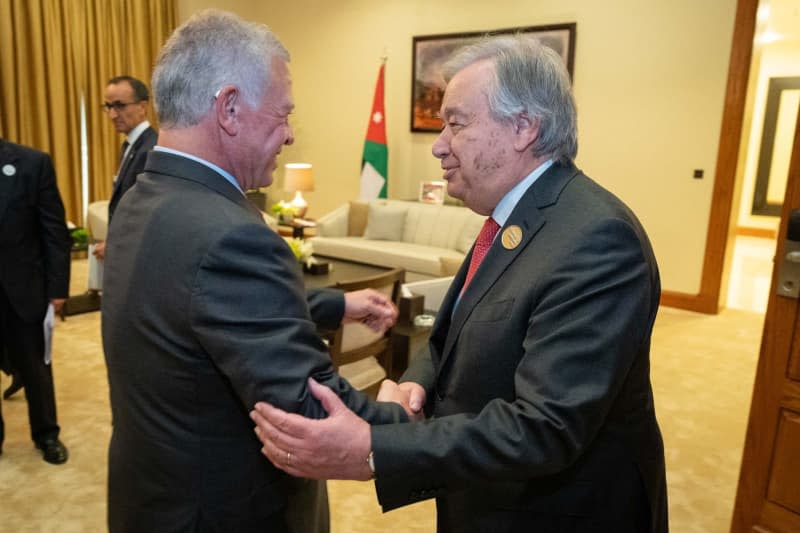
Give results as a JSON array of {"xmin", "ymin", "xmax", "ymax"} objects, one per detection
[
  {"xmin": 419, "ymin": 180, "xmax": 446, "ymax": 204},
  {"xmin": 411, "ymin": 23, "xmax": 576, "ymax": 133}
]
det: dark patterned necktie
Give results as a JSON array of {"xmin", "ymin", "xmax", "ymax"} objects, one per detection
[
  {"xmin": 118, "ymin": 141, "xmax": 130, "ymax": 169},
  {"xmin": 461, "ymin": 217, "xmax": 500, "ymax": 294}
]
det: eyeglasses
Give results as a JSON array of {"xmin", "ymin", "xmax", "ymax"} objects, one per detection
[{"xmin": 102, "ymin": 101, "xmax": 142, "ymax": 113}]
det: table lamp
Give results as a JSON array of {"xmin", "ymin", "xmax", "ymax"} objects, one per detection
[{"xmin": 283, "ymin": 163, "xmax": 314, "ymax": 218}]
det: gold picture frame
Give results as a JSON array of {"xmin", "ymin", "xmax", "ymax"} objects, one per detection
[{"xmin": 411, "ymin": 23, "xmax": 576, "ymax": 132}]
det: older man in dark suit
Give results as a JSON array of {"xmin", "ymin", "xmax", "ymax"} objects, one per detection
[
  {"xmin": 0, "ymin": 138, "xmax": 71, "ymax": 464},
  {"xmin": 101, "ymin": 10, "xmax": 408, "ymax": 533},
  {"xmin": 252, "ymin": 35, "xmax": 669, "ymax": 532}
]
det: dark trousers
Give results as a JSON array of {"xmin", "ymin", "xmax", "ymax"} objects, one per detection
[{"xmin": 0, "ymin": 286, "xmax": 59, "ymax": 446}]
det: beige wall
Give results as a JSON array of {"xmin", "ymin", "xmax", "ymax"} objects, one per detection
[
  {"xmin": 176, "ymin": 0, "xmax": 738, "ymax": 294},
  {"xmin": 737, "ymin": 41, "xmax": 798, "ymax": 232}
]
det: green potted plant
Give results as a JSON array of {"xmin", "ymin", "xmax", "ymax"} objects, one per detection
[
  {"xmin": 270, "ymin": 201, "xmax": 299, "ymax": 223},
  {"xmin": 70, "ymin": 227, "xmax": 89, "ymax": 250}
]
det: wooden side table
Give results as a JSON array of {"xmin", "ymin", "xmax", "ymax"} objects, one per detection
[{"xmin": 277, "ymin": 219, "xmax": 317, "ymax": 239}]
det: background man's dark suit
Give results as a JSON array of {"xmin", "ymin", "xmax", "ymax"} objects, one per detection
[
  {"xmin": 0, "ymin": 139, "xmax": 70, "ymax": 452},
  {"xmin": 373, "ymin": 162, "xmax": 668, "ymax": 532},
  {"xmin": 107, "ymin": 125, "xmax": 157, "ymax": 221},
  {"xmin": 102, "ymin": 151, "xmax": 406, "ymax": 531}
]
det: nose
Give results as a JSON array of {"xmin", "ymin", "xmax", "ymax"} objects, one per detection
[
  {"xmin": 285, "ymin": 124, "xmax": 295, "ymax": 146},
  {"xmin": 432, "ymin": 128, "xmax": 450, "ymax": 160}
]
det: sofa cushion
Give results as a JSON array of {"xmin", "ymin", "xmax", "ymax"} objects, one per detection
[
  {"xmin": 348, "ymin": 201, "xmax": 369, "ymax": 236},
  {"xmin": 311, "ymin": 236, "xmax": 465, "ymax": 277},
  {"xmin": 392, "ymin": 201, "xmax": 482, "ymax": 250},
  {"xmin": 456, "ymin": 215, "xmax": 485, "ymax": 253},
  {"xmin": 363, "ymin": 203, "xmax": 407, "ymax": 241},
  {"xmin": 440, "ymin": 256, "xmax": 465, "ymax": 276}
]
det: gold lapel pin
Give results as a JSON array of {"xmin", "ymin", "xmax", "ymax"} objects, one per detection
[{"xmin": 501, "ymin": 225, "xmax": 523, "ymax": 250}]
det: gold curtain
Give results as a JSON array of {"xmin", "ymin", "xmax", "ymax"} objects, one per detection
[
  {"xmin": 0, "ymin": 0, "xmax": 82, "ymax": 223},
  {"xmin": 78, "ymin": 0, "xmax": 176, "ymax": 204},
  {"xmin": 0, "ymin": 0, "xmax": 176, "ymax": 223}
]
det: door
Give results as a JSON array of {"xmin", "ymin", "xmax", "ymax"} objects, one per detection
[{"xmin": 731, "ymin": 110, "xmax": 800, "ymax": 531}]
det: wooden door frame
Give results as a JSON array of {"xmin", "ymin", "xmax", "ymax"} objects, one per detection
[
  {"xmin": 660, "ymin": 0, "xmax": 758, "ymax": 314},
  {"xmin": 730, "ymin": 85, "xmax": 800, "ymax": 533}
]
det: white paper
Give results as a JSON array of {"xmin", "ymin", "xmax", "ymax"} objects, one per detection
[
  {"xmin": 43, "ymin": 303, "xmax": 54, "ymax": 365},
  {"xmin": 88, "ymin": 244, "xmax": 104, "ymax": 290}
]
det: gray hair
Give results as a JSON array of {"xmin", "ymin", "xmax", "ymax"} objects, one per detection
[
  {"xmin": 442, "ymin": 35, "xmax": 578, "ymax": 163},
  {"xmin": 152, "ymin": 9, "xmax": 290, "ymax": 128}
]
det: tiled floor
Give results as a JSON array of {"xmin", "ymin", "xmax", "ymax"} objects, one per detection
[{"xmin": 726, "ymin": 235, "xmax": 775, "ymax": 313}]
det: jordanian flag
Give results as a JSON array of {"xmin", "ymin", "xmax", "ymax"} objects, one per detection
[{"xmin": 359, "ymin": 63, "xmax": 387, "ymax": 199}]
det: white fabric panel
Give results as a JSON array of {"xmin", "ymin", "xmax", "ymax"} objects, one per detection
[
  {"xmin": 402, "ymin": 276, "xmax": 455, "ymax": 313},
  {"xmin": 86, "ymin": 200, "xmax": 110, "ymax": 240}
]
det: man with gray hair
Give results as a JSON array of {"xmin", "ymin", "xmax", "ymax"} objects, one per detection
[
  {"xmin": 101, "ymin": 10, "xmax": 407, "ymax": 532},
  {"xmin": 253, "ymin": 35, "xmax": 669, "ymax": 532}
]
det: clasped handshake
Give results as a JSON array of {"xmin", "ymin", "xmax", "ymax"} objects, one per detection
[
  {"xmin": 251, "ymin": 378, "xmax": 425, "ymax": 481},
  {"xmin": 250, "ymin": 287, "xmax": 426, "ymax": 481}
]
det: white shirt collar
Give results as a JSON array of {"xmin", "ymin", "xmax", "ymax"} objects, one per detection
[
  {"xmin": 152, "ymin": 146, "xmax": 244, "ymax": 194},
  {"xmin": 492, "ymin": 159, "xmax": 553, "ymax": 227},
  {"xmin": 125, "ymin": 120, "xmax": 150, "ymax": 147}
]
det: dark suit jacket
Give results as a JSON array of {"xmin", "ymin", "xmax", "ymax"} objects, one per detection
[
  {"xmin": 372, "ymin": 162, "xmax": 668, "ymax": 532},
  {"xmin": 0, "ymin": 139, "xmax": 70, "ymax": 322},
  {"xmin": 102, "ymin": 150, "xmax": 406, "ymax": 532},
  {"xmin": 107, "ymin": 125, "xmax": 157, "ymax": 221}
]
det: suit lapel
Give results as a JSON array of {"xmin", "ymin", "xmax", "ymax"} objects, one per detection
[
  {"xmin": 112, "ymin": 128, "xmax": 150, "ymax": 197},
  {"xmin": 436, "ymin": 162, "xmax": 581, "ymax": 374},
  {"xmin": 0, "ymin": 140, "xmax": 20, "ymax": 221}
]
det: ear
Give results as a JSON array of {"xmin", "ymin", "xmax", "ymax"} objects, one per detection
[
  {"xmin": 511, "ymin": 112, "xmax": 539, "ymax": 153},
  {"xmin": 215, "ymin": 85, "xmax": 240, "ymax": 136}
]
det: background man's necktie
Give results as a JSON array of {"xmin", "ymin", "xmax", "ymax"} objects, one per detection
[
  {"xmin": 461, "ymin": 217, "xmax": 500, "ymax": 294},
  {"xmin": 118, "ymin": 141, "xmax": 130, "ymax": 169}
]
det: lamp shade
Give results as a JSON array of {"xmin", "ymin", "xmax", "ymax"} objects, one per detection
[{"xmin": 283, "ymin": 163, "xmax": 314, "ymax": 192}]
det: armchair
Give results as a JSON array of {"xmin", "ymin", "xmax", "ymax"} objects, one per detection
[{"xmin": 327, "ymin": 268, "xmax": 405, "ymax": 398}]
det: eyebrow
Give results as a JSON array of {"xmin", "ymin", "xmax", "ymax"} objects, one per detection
[{"xmin": 440, "ymin": 106, "xmax": 467, "ymax": 121}]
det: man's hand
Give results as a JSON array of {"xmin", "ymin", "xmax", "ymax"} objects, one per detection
[
  {"xmin": 377, "ymin": 379, "xmax": 426, "ymax": 420},
  {"xmin": 50, "ymin": 298, "xmax": 67, "ymax": 314},
  {"xmin": 343, "ymin": 288, "xmax": 397, "ymax": 333},
  {"xmin": 251, "ymin": 378, "xmax": 373, "ymax": 480},
  {"xmin": 92, "ymin": 241, "xmax": 106, "ymax": 259}
]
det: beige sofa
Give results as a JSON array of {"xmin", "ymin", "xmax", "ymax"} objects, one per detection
[{"xmin": 311, "ymin": 200, "xmax": 483, "ymax": 278}]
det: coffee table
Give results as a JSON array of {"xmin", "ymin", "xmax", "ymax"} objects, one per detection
[{"xmin": 301, "ymin": 256, "xmax": 392, "ymax": 289}]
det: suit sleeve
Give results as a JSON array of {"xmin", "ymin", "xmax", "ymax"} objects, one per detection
[
  {"xmin": 372, "ymin": 217, "xmax": 658, "ymax": 510},
  {"xmin": 189, "ymin": 222, "xmax": 406, "ymax": 426},
  {"xmin": 36, "ymin": 153, "xmax": 71, "ymax": 299},
  {"xmin": 306, "ymin": 288, "xmax": 345, "ymax": 331}
]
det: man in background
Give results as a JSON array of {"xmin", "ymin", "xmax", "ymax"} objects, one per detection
[
  {"xmin": 92, "ymin": 75, "xmax": 157, "ymax": 260},
  {"xmin": 0, "ymin": 138, "xmax": 71, "ymax": 464},
  {"xmin": 253, "ymin": 35, "xmax": 668, "ymax": 532},
  {"xmin": 102, "ymin": 10, "xmax": 407, "ymax": 532}
]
